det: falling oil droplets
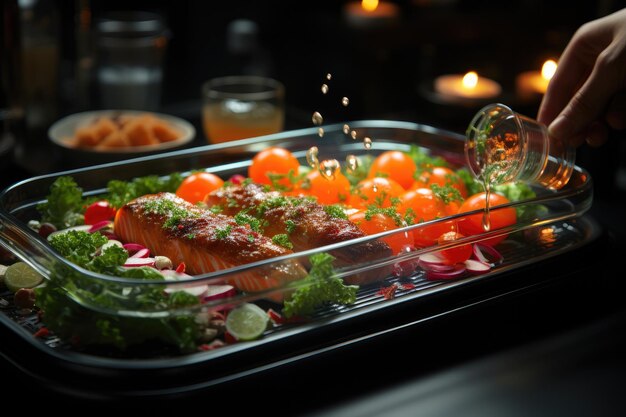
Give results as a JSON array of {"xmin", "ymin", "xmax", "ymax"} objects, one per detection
[
  {"xmin": 346, "ymin": 154, "xmax": 359, "ymax": 173},
  {"xmin": 326, "ymin": 73, "xmax": 332, "ymax": 80},
  {"xmin": 320, "ymin": 159, "xmax": 340, "ymax": 180},
  {"xmin": 341, "ymin": 97, "xmax": 350, "ymax": 107},
  {"xmin": 350, "ymin": 130, "xmax": 357, "ymax": 140},
  {"xmin": 363, "ymin": 137, "xmax": 372, "ymax": 149},
  {"xmin": 482, "ymin": 182, "xmax": 492, "ymax": 231},
  {"xmin": 318, "ymin": 127, "xmax": 324, "ymax": 137},
  {"xmin": 343, "ymin": 124, "xmax": 350, "ymax": 135},
  {"xmin": 306, "ymin": 146, "xmax": 320, "ymax": 169},
  {"xmin": 321, "ymin": 84, "xmax": 329, "ymax": 94},
  {"xmin": 312, "ymin": 111, "xmax": 324, "ymax": 126}
]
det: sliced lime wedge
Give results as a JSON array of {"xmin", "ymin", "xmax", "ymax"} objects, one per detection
[
  {"xmin": 225, "ymin": 303, "xmax": 269, "ymax": 341},
  {"xmin": 4, "ymin": 262, "xmax": 44, "ymax": 293}
]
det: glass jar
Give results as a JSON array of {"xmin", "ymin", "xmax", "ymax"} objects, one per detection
[{"xmin": 465, "ymin": 103, "xmax": 576, "ymax": 190}]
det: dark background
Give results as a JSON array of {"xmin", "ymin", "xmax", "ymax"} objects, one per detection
[{"xmin": 2, "ymin": 1, "xmax": 626, "ymax": 414}]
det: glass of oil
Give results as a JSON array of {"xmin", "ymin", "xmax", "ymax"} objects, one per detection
[{"xmin": 465, "ymin": 103, "xmax": 576, "ymax": 190}]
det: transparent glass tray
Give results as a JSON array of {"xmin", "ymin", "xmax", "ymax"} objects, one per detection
[{"xmin": 0, "ymin": 120, "xmax": 594, "ymax": 356}]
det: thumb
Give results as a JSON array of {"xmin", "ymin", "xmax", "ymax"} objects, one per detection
[{"xmin": 548, "ymin": 59, "xmax": 619, "ymax": 142}]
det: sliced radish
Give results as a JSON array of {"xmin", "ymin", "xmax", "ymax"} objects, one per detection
[
  {"xmin": 88, "ymin": 220, "xmax": 113, "ymax": 233},
  {"xmin": 419, "ymin": 261, "xmax": 455, "ymax": 272},
  {"xmin": 418, "ymin": 252, "xmax": 446, "ymax": 265},
  {"xmin": 464, "ymin": 259, "xmax": 491, "ymax": 275},
  {"xmin": 130, "ymin": 248, "xmax": 150, "ymax": 258},
  {"xmin": 202, "ymin": 284, "xmax": 236, "ymax": 302},
  {"xmin": 123, "ymin": 243, "xmax": 146, "ymax": 253},
  {"xmin": 123, "ymin": 257, "xmax": 155, "ymax": 267},
  {"xmin": 472, "ymin": 244, "xmax": 503, "ymax": 265},
  {"xmin": 165, "ymin": 284, "xmax": 209, "ymax": 298},
  {"xmin": 425, "ymin": 264, "xmax": 467, "ymax": 280},
  {"xmin": 160, "ymin": 269, "xmax": 192, "ymax": 280}
]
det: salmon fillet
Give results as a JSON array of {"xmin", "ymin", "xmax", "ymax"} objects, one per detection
[
  {"xmin": 114, "ymin": 192, "xmax": 307, "ymax": 294},
  {"xmin": 205, "ymin": 183, "xmax": 394, "ymax": 285}
]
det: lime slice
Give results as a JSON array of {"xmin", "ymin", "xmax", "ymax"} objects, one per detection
[
  {"xmin": 225, "ymin": 303, "xmax": 269, "ymax": 341},
  {"xmin": 4, "ymin": 262, "xmax": 44, "ymax": 293}
]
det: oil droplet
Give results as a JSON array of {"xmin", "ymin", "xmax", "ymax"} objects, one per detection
[
  {"xmin": 306, "ymin": 146, "xmax": 319, "ymax": 169},
  {"xmin": 312, "ymin": 111, "xmax": 323, "ymax": 126},
  {"xmin": 350, "ymin": 130, "xmax": 357, "ymax": 140},
  {"xmin": 363, "ymin": 137, "xmax": 372, "ymax": 149},
  {"xmin": 318, "ymin": 127, "xmax": 324, "ymax": 137},
  {"xmin": 482, "ymin": 182, "xmax": 492, "ymax": 231},
  {"xmin": 326, "ymin": 73, "xmax": 332, "ymax": 80},
  {"xmin": 343, "ymin": 124, "xmax": 350, "ymax": 135},
  {"xmin": 346, "ymin": 154, "xmax": 359, "ymax": 173},
  {"xmin": 321, "ymin": 84, "xmax": 329, "ymax": 94},
  {"xmin": 319, "ymin": 159, "xmax": 340, "ymax": 180},
  {"xmin": 341, "ymin": 97, "xmax": 350, "ymax": 107}
]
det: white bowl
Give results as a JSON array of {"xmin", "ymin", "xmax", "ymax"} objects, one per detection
[{"xmin": 49, "ymin": 110, "xmax": 196, "ymax": 165}]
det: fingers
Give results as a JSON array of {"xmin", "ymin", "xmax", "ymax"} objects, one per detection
[
  {"xmin": 605, "ymin": 90, "xmax": 626, "ymax": 130},
  {"xmin": 537, "ymin": 19, "xmax": 609, "ymax": 126},
  {"xmin": 547, "ymin": 48, "xmax": 622, "ymax": 145},
  {"xmin": 585, "ymin": 121, "xmax": 609, "ymax": 147}
]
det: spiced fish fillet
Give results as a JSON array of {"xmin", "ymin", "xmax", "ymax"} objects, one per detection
[
  {"xmin": 205, "ymin": 183, "xmax": 393, "ymax": 285},
  {"xmin": 114, "ymin": 192, "xmax": 307, "ymax": 293}
]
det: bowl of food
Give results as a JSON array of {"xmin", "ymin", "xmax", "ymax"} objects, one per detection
[{"xmin": 48, "ymin": 110, "xmax": 196, "ymax": 166}]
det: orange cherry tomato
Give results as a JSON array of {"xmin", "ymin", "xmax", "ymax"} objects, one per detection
[
  {"xmin": 349, "ymin": 177, "xmax": 405, "ymax": 210},
  {"xmin": 175, "ymin": 172, "xmax": 224, "ymax": 204},
  {"xmin": 457, "ymin": 192, "xmax": 517, "ymax": 246},
  {"xmin": 302, "ymin": 169, "xmax": 351, "ymax": 205},
  {"xmin": 396, "ymin": 187, "xmax": 456, "ymax": 248},
  {"xmin": 349, "ymin": 210, "xmax": 414, "ymax": 255},
  {"xmin": 248, "ymin": 147, "xmax": 300, "ymax": 188},
  {"xmin": 414, "ymin": 166, "xmax": 468, "ymax": 198},
  {"xmin": 368, "ymin": 150, "xmax": 417, "ymax": 190},
  {"xmin": 436, "ymin": 231, "xmax": 472, "ymax": 265}
]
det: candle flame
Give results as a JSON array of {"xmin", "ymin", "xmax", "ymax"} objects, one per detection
[
  {"xmin": 541, "ymin": 60, "xmax": 557, "ymax": 81},
  {"xmin": 362, "ymin": 0, "xmax": 379, "ymax": 12},
  {"xmin": 462, "ymin": 71, "xmax": 478, "ymax": 89}
]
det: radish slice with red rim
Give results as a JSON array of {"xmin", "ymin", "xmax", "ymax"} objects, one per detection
[
  {"xmin": 164, "ymin": 284, "xmax": 209, "ymax": 298},
  {"xmin": 88, "ymin": 220, "xmax": 113, "ymax": 233},
  {"xmin": 418, "ymin": 259, "xmax": 455, "ymax": 272},
  {"xmin": 123, "ymin": 257, "xmax": 155, "ymax": 267},
  {"xmin": 203, "ymin": 285, "xmax": 236, "ymax": 302},
  {"xmin": 123, "ymin": 243, "xmax": 146, "ymax": 253},
  {"xmin": 425, "ymin": 264, "xmax": 467, "ymax": 280},
  {"xmin": 418, "ymin": 252, "xmax": 446, "ymax": 265},
  {"xmin": 129, "ymin": 248, "xmax": 150, "ymax": 258},
  {"xmin": 473, "ymin": 244, "xmax": 503, "ymax": 265},
  {"xmin": 464, "ymin": 259, "xmax": 491, "ymax": 274}
]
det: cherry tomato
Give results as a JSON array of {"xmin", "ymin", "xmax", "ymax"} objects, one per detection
[
  {"xmin": 349, "ymin": 177, "xmax": 405, "ymax": 210},
  {"xmin": 175, "ymin": 172, "xmax": 224, "ymax": 204},
  {"xmin": 248, "ymin": 147, "xmax": 300, "ymax": 188},
  {"xmin": 302, "ymin": 169, "xmax": 351, "ymax": 205},
  {"xmin": 368, "ymin": 150, "xmax": 417, "ymax": 190},
  {"xmin": 457, "ymin": 192, "xmax": 517, "ymax": 246},
  {"xmin": 349, "ymin": 210, "xmax": 414, "ymax": 255},
  {"xmin": 414, "ymin": 166, "xmax": 468, "ymax": 198},
  {"xmin": 84, "ymin": 200, "xmax": 117, "ymax": 225},
  {"xmin": 436, "ymin": 231, "xmax": 472, "ymax": 265},
  {"xmin": 396, "ymin": 187, "xmax": 456, "ymax": 247}
]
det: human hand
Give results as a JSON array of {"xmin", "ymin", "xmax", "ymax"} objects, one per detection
[{"xmin": 537, "ymin": 8, "xmax": 626, "ymax": 147}]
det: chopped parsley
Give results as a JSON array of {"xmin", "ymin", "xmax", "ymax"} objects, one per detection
[
  {"xmin": 214, "ymin": 225, "xmax": 232, "ymax": 239},
  {"xmin": 272, "ymin": 233, "xmax": 293, "ymax": 249},
  {"xmin": 323, "ymin": 204, "xmax": 348, "ymax": 220}
]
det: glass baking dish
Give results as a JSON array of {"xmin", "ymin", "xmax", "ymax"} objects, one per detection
[{"xmin": 0, "ymin": 120, "xmax": 594, "ymax": 356}]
